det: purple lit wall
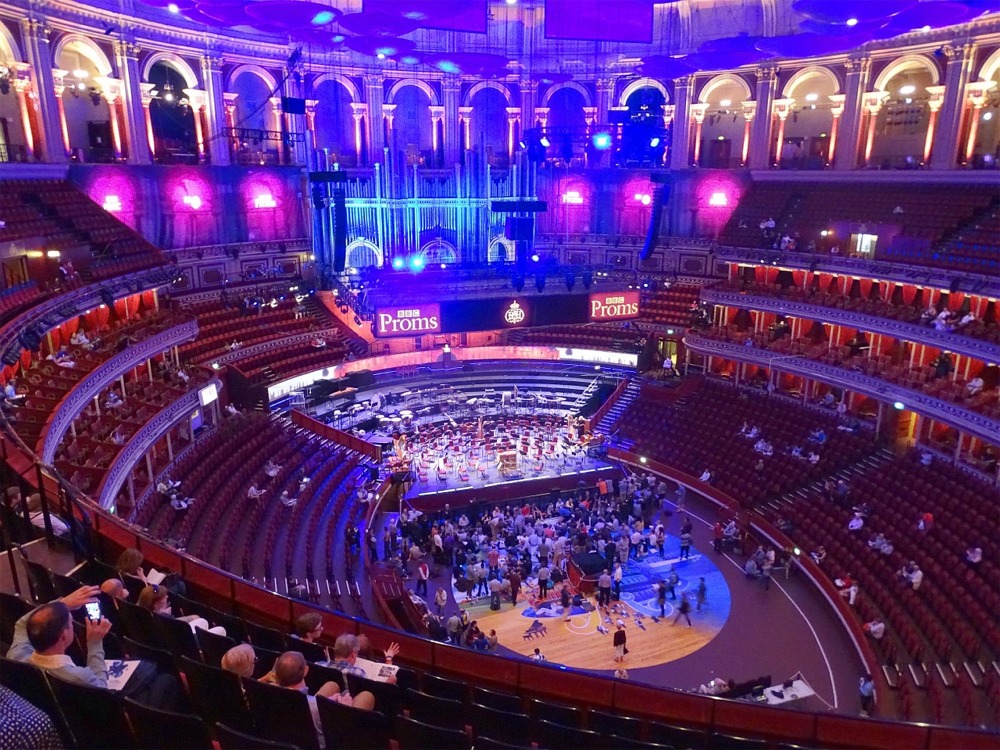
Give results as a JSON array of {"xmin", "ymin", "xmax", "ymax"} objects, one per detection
[{"xmin": 69, "ymin": 165, "xmax": 307, "ymax": 249}]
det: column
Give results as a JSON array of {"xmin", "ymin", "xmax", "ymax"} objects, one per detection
[
  {"xmin": 429, "ymin": 105, "xmax": 444, "ymax": 163},
  {"xmin": 520, "ymin": 80, "xmax": 537, "ymax": 132},
  {"xmin": 771, "ymin": 98, "xmax": 795, "ymax": 166},
  {"xmin": 669, "ymin": 76, "xmax": 692, "ymax": 170},
  {"xmin": 962, "ymin": 81, "xmax": 997, "ymax": 164},
  {"xmin": 457, "ymin": 106, "xmax": 472, "ymax": 151},
  {"xmin": 11, "ymin": 74, "xmax": 36, "ymax": 159},
  {"xmin": 827, "ymin": 94, "xmax": 846, "ymax": 166},
  {"xmin": 51, "ymin": 68, "xmax": 70, "ymax": 156},
  {"xmin": 835, "ymin": 57, "xmax": 872, "ymax": 170},
  {"xmin": 442, "ymin": 77, "xmax": 461, "ymax": 165},
  {"xmin": 95, "ymin": 76, "xmax": 125, "ymax": 160},
  {"xmin": 860, "ymin": 90, "xmax": 889, "ymax": 167},
  {"xmin": 269, "ymin": 96, "xmax": 285, "ymax": 164},
  {"xmin": 922, "ymin": 85, "xmax": 946, "ymax": 164},
  {"xmin": 595, "ymin": 78, "xmax": 615, "ymax": 126},
  {"xmin": 140, "ymin": 83, "xmax": 156, "ymax": 158},
  {"xmin": 689, "ymin": 102, "xmax": 707, "ymax": 166},
  {"xmin": 931, "ymin": 43, "xmax": 975, "ymax": 170},
  {"xmin": 223, "ymin": 92, "xmax": 239, "ymax": 162},
  {"xmin": 363, "ymin": 73, "xmax": 385, "ymax": 160},
  {"xmin": 739, "ymin": 100, "xmax": 754, "ymax": 166},
  {"xmin": 350, "ymin": 102, "xmax": 368, "ymax": 164},
  {"xmin": 662, "ymin": 104, "xmax": 675, "ymax": 165},
  {"xmin": 184, "ymin": 88, "xmax": 208, "ymax": 163},
  {"xmin": 304, "ymin": 99, "xmax": 318, "ymax": 149},
  {"xmin": 114, "ymin": 40, "xmax": 149, "ymax": 164},
  {"xmin": 281, "ymin": 78, "xmax": 307, "ymax": 166},
  {"xmin": 506, "ymin": 107, "xmax": 521, "ymax": 158},
  {"xmin": 583, "ymin": 106, "xmax": 598, "ymax": 135},
  {"xmin": 200, "ymin": 55, "xmax": 229, "ymax": 166},
  {"xmin": 19, "ymin": 18, "xmax": 64, "ymax": 162},
  {"xmin": 534, "ymin": 107, "xmax": 550, "ymax": 129},
  {"xmin": 749, "ymin": 66, "xmax": 776, "ymax": 170}
]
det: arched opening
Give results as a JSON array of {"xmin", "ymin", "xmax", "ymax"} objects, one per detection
[
  {"xmin": 469, "ymin": 86, "xmax": 508, "ymax": 168},
  {"xmin": 55, "ymin": 38, "xmax": 113, "ymax": 162},
  {"xmin": 312, "ymin": 79, "xmax": 355, "ymax": 164},
  {"xmin": 871, "ymin": 60, "xmax": 938, "ymax": 168},
  {"xmin": 971, "ymin": 64, "xmax": 1000, "ymax": 167},
  {"xmin": 0, "ymin": 21, "xmax": 27, "ymax": 162},
  {"xmin": 548, "ymin": 87, "xmax": 586, "ymax": 165},
  {"xmin": 698, "ymin": 76, "xmax": 751, "ymax": 169},
  {"xmin": 148, "ymin": 62, "xmax": 198, "ymax": 164},
  {"xmin": 230, "ymin": 70, "xmax": 280, "ymax": 165},
  {"xmin": 620, "ymin": 86, "xmax": 667, "ymax": 167},
  {"xmin": 346, "ymin": 242, "xmax": 381, "ymax": 269},
  {"xmin": 780, "ymin": 67, "xmax": 840, "ymax": 169},
  {"xmin": 393, "ymin": 85, "xmax": 433, "ymax": 166}
]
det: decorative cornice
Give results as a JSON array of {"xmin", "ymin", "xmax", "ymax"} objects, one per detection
[
  {"xmin": 700, "ymin": 288, "xmax": 1000, "ymax": 364},
  {"xmin": 684, "ymin": 334, "xmax": 1000, "ymax": 445},
  {"xmin": 41, "ymin": 319, "xmax": 199, "ymax": 464},
  {"xmin": 96, "ymin": 378, "xmax": 221, "ymax": 509}
]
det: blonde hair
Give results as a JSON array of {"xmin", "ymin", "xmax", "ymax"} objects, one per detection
[
  {"xmin": 221, "ymin": 644, "xmax": 256, "ymax": 677},
  {"xmin": 136, "ymin": 584, "xmax": 168, "ymax": 612},
  {"xmin": 116, "ymin": 548, "xmax": 144, "ymax": 574}
]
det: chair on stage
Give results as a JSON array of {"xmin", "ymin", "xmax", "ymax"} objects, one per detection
[{"xmin": 459, "ymin": 468, "xmax": 470, "ymax": 482}]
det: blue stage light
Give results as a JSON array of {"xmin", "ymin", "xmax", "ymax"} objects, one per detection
[
  {"xmin": 391, "ymin": 257, "xmax": 405, "ymax": 270},
  {"xmin": 592, "ymin": 132, "xmax": 611, "ymax": 150},
  {"xmin": 410, "ymin": 255, "xmax": 425, "ymax": 270},
  {"xmin": 531, "ymin": 254, "xmax": 540, "ymax": 262}
]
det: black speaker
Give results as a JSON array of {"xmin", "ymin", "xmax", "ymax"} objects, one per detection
[
  {"xmin": 311, "ymin": 185, "xmax": 325, "ymax": 209},
  {"xmin": 280, "ymin": 96, "xmax": 306, "ymax": 115},
  {"xmin": 640, "ymin": 184, "xmax": 668, "ymax": 260},
  {"xmin": 504, "ymin": 217, "xmax": 534, "ymax": 242},
  {"xmin": 492, "ymin": 199, "xmax": 547, "ymax": 213},
  {"xmin": 332, "ymin": 185, "xmax": 347, "ymax": 273},
  {"xmin": 19, "ymin": 329, "xmax": 41, "ymax": 352}
]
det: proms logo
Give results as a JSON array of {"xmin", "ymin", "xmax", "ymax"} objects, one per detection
[
  {"xmin": 503, "ymin": 300, "xmax": 527, "ymax": 326},
  {"xmin": 375, "ymin": 303, "xmax": 442, "ymax": 337},
  {"xmin": 589, "ymin": 290, "xmax": 640, "ymax": 321}
]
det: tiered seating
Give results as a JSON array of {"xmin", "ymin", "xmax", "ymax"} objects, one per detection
[
  {"xmin": 639, "ymin": 284, "xmax": 701, "ymax": 327},
  {"xmin": 507, "ymin": 324, "xmax": 643, "ymax": 352},
  {"xmin": 0, "ymin": 180, "xmax": 78, "ymax": 247},
  {"xmin": 698, "ymin": 327, "xmax": 1000, "ymax": 420},
  {"xmin": 894, "ymin": 200, "xmax": 1000, "ymax": 274},
  {"xmin": 614, "ymin": 378, "xmax": 875, "ymax": 506},
  {"xmin": 0, "ymin": 282, "xmax": 42, "ymax": 323},
  {"xmin": 234, "ymin": 335, "xmax": 350, "ymax": 384},
  {"xmin": 776, "ymin": 452, "xmax": 999, "ymax": 727},
  {"xmin": 717, "ymin": 183, "xmax": 796, "ymax": 247},
  {"xmin": 714, "ymin": 280, "xmax": 1000, "ymax": 345}
]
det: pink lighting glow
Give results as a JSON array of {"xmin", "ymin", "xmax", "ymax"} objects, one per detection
[
  {"xmin": 561, "ymin": 190, "xmax": 585, "ymax": 205},
  {"xmin": 708, "ymin": 191, "xmax": 729, "ymax": 207},
  {"xmin": 102, "ymin": 195, "xmax": 123, "ymax": 212},
  {"xmin": 253, "ymin": 193, "xmax": 278, "ymax": 209},
  {"xmin": 182, "ymin": 195, "xmax": 203, "ymax": 210},
  {"xmin": 634, "ymin": 193, "xmax": 652, "ymax": 206}
]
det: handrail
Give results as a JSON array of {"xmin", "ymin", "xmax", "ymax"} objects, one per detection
[{"xmin": 585, "ymin": 375, "xmax": 631, "ymax": 433}]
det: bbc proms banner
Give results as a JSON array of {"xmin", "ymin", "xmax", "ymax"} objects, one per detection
[
  {"xmin": 375, "ymin": 303, "xmax": 442, "ymax": 337},
  {"xmin": 588, "ymin": 290, "xmax": 640, "ymax": 321}
]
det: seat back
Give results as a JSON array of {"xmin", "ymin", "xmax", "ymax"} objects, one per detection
[
  {"xmin": 242, "ymin": 619, "xmax": 287, "ymax": 651},
  {"xmin": 303, "ymin": 661, "xmax": 346, "ymax": 695},
  {"xmin": 534, "ymin": 719, "xmax": 604, "ymax": 749},
  {"xmin": 471, "ymin": 687, "xmax": 522, "ymax": 714},
  {"xmin": 242, "ymin": 676, "xmax": 321, "ymax": 750},
  {"xmin": 116, "ymin": 600, "xmax": 159, "ymax": 646},
  {"xmin": 420, "ymin": 673, "xmax": 468, "ymax": 703},
  {"xmin": 589, "ymin": 708, "xmax": 642, "ymax": 740},
  {"xmin": 46, "ymin": 670, "xmax": 139, "ymax": 749},
  {"xmin": 215, "ymin": 722, "xmax": 302, "ymax": 750},
  {"xmin": 394, "ymin": 715, "xmax": 470, "ymax": 750},
  {"xmin": 404, "ymin": 689, "xmax": 466, "ymax": 730},
  {"xmin": 19, "ymin": 553, "xmax": 58, "ymax": 603},
  {"xmin": 123, "ymin": 697, "xmax": 215, "ymax": 750},
  {"xmin": 529, "ymin": 698, "xmax": 583, "ymax": 728},
  {"xmin": 345, "ymin": 670, "xmax": 403, "ymax": 718},
  {"xmin": 151, "ymin": 612, "xmax": 203, "ymax": 662},
  {"xmin": 315, "ymin": 694, "xmax": 390, "ymax": 750},
  {"xmin": 284, "ymin": 636, "xmax": 328, "ymax": 663},
  {"xmin": 468, "ymin": 704, "xmax": 533, "ymax": 745},
  {"xmin": 196, "ymin": 626, "xmax": 238, "ymax": 667},
  {"xmin": 0, "ymin": 591, "xmax": 34, "ymax": 644},
  {"xmin": 0, "ymin": 657, "xmax": 74, "ymax": 747},
  {"xmin": 178, "ymin": 655, "xmax": 252, "ymax": 729}
]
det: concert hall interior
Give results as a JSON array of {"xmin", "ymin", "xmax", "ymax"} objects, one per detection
[{"xmin": 1, "ymin": 0, "xmax": 1000, "ymax": 748}]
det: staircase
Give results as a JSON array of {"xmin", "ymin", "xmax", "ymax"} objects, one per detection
[
  {"xmin": 761, "ymin": 446, "xmax": 896, "ymax": 514},
  {"xmin": 568, "ymin": 375, "xmax": 602, "ymax": 414},
  {"xmin": 595, "ymin": 379, "xmax": 642, "ymax": 448}
]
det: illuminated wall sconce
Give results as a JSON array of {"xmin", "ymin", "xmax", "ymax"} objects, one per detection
[
  {"xmin": 253, "ymin": 193, "xmax": 277, "ymax": 209},
  {"xmin": 182, "ymin": 195, "xmax": 203, "ymax": 210},
  {"xmin": 708, "ymin": 191, "xmax": 729, "ymax": 207},
  {"xmin": 103, "ymin": 195, "xmax": 123, "ymax": 212}
]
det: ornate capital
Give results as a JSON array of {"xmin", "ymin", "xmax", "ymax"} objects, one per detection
[
  {"xmin": 965, "ymin": 80, "xmax": 996, "ymax": 107},
  {"xmin": 844, "ymin": 56, "xmax": 871, "ymax": 76},
  {"xmin": 140, "ymin": 82, "xmax": 157, "ymax": 106},
  {"xmin": 596, "ymin": 77, "xmax": 616, "ymax": 94},
  {"xmin": 441, "ymin": 76, "xmax": 462, "ymax": 93},
  {"xmin": 184, "ymin": 88, "xmax": 208, "ymax": 111},
  {"xmin": 20, "ymin": 17, "xmax": 51, "ymax": 41},
  {"xmin": 201, "ymin": 55, "xmax": 225, "ymax": 73},
  {"xmin": 689, "ymin": 102, "xmax": 708, "ymax": 123},
  {"xmin": 429, "ymin": 105, "xmax": 445, "ymax": 121},
  {"xmin": 458, "ymin": 105, "xmax": 473, "ymax": 118},
  {"xmin": 741, "ymin": 100, "xmax": 756, "ymax": 121},
  {"xmin": 363, "ymin": 73, "xmax": 384, "ymax": 89},
  {"xmin": 861, "ymin": 90, "xmax": 890, "ymax": 114},
  {"xmin": 113, "ymin": 40, "xmax": 141, "ymax": 60},
  {"xmin": 51, "ymin": 68, "xmax": 69, "ymax": 96},
  {"xmin": 924, "ymin": 85, "xmax": 946, "ymax": 112},
  {"xmin": 772, "ymin": 97, "xmax": 795, "ymax": 120},
  {"xmin": 94, "ymin": 76, "xmax": 124, "ymax": 103},
  {"xmin": 827, "ymin": 93, "xmax": 846, "ymax": 118}
]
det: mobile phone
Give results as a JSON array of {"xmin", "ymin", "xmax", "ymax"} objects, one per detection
[{"xmin": 84, "ymin": 601, "xmax": 102, "ymax": 622}]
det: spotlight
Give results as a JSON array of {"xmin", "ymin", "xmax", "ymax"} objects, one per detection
[
  {"xmin": 167, "ymin": 2, "xmax": 179, "ymax": 11},
  {"xmin": 592, "ymin": 132, "xmax": 611, "ymax": 150},
  {"xmin": 846, "ymin": 17, "xmax": 858, "ymax": 26},
  {"xmin": 649, "ymin": 137, "xmax": 660, "ymax": 147},
  {"xmin": 893, "ymin": 401, "xmax": 905, "ymax": 410},
  {"xmin": 391, "ymin": 257, "xmax": 405, "ymax": 270},
  {"xmin": 410, "ymin": 255, "xmax": 425, "ymax": 271},
  {"xmin": 530, "ymin": 254, "xmax": 540, "ymax": 262},
  {"xmin": 540, "ymin": 136, "xmax": 550, "ymax": 148},
  {"xmin": 639, "ymin": 456, "xmax": 647, "ymax": 464}
]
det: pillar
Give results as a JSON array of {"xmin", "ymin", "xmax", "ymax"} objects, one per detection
[
  {"xmin": 140, "ymin": 83, "xmax": 156, "ymax": 158},
  {"xmin": 19, "ymin": 18, "xmax": 65, "ymax": 162},
  {"xmin": 962, "ymin": 81, "xmax": 997, "ymax": 164},
  {"xmin": 772, "ymin": 98, "xmax": 795, "ymax": 165},
  {"xmin": 268, "ymin": 96, "xmax": 285, "ymax": 163},
  {"xmin": 114, "ymin": 40, "xmax": 150, "ymax": 164},
  {"xmin": 304, "ymin": 99, "xmax": 318, "ymax": 167},
  {"xmin": 363, "ymin": 73, "xmax": 385, "ymax": 160},
  {"xmin": 922, "ymin": 85, "xmax": 946, "ymax": 164},
  {"xmin": 520, "ymin": 80, "xmax": 537, "ymax": 131},
  {"xmin": 861, "ymin": 90, "xmax": 890, "ymax": 167},
  {"xmin": 200, "ymin": 55, "xmax": 229, "ymax": 166},
  {"xmin": 663, "ymin": 104, "xmax": 675, "ymax": 166},
  {"xmin": 749, "ymin": 66, "xmax": 776, "ymax": 170},
  {"xmin": 223, "ymin": 92, "xmax": 239, "ymax": 161},
  {"xmin": 11, "ymin": 75, "xmax": 36, "ymax": 159},
  {"xmin": 931, "ymin": 43, "xmax": 975, "ymax": 170},
  {"xmin": 835, "ymin": 56, "xmax": 871, "ymax": 170},
  {"xmin": 458, "ymin": 106, "xmax": 472, "ymax": 151},
  {"xmin": 690, "ymin": 102, "xmax": 708, "ymax": 166},
  {"xmin": 740, "ymin": 100, "xmax": 754, "ymax": 166},
  {"xmin": 442, "ymin": 77, "xmax": 461, "ymax": 165},
  {"xmin": 429, "ymin": 105, "xmax": 445, "ymax": 162},
  {"xmin": 184, "ymin": 88, "xmax": 208, "ymax": 162},
  {"xmin": 827, "ymin": 94, "xmax": 846, "ymax": 166},
  {"xmin": 382, "ymin": 102, "xmax": 397, "ymax": 153},
  {"xmin": 535, "ymin": 107, "xmax": 550, "ymax": 129},
  {"xmin": 670, "ymin": 76, "xmax": 692, "ymax": 170},
  {"xmin": 95, "ymin": 76, "xmax": 125, "ymax": 160},
  {"xmin": 595, "ymin": 78, "xmax": 615, "ymax": 126},
  {"xmin": 506, "ymin": 107, "xmax": 521, "ymax": 158},
  {"xmin": 350, "ymin": 102, "xmax": 368, "ymax": 164},
  {"xmin": 51, "ymin": 68, "xmax": 70, "ymax": 156}
]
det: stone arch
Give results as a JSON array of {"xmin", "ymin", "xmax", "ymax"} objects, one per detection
[
  {"xmin": 697, "ymin": 73, "xmax": 752, "ymax": 104},
  {"xmin": 311, "ymin": 72, "xmax": 361, "ymax": 103},
  {"xmin": 420, "ymin": 239, "xmax": 458, "ymax": 264},
  {"xmin": 227, "ymin": 64, "xmax": 278, "ymax": 92},
  {"xmin": 539, "ymin": 81, "xmax": 592, "ymax": 108},
  {"xmin": 141, "ymin": 52, "xmax": 199, "ymax": 88},
  {"xmin": 488, "ymin": 236, "xmax": 515, "ymax": 263},
  {"xmin": 618, "ymin": 77, "xmax": 670, "ymax": 107},
  {"xmin": 346, "ymin": 239, "xmax": 382, "ymax": 268},
  {"xmin": 463, "ymin": 80, "xmax": 512, "ymax": 107},
  {"xmin": 978, "ymin": 48, "xmax": 1000, "ymax": 83},
  {"xmin": 387, "ymin": 78, "xmax": 439, "ymax": 106},
  {"xmin": 0, "ymin": 19, "xmax": 22, "ymax": 63},
  {"xmin": 53, "ymin": 33, "xmax": 113, "ymax": 77},
  {"xmin": 782, "ymin": 65, "xmax": 841, "ymax": 98},
  {"xmin": 873, "ymin": 54, "xmax": 941, "ymax": 92}
]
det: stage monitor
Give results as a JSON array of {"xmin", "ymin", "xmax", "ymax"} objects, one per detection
[
  {"xmin": 588, "ymin": 290, "xmax": 640, "ymax": 322},
  {"xmin": 375, "ymin": 303, "xmax": 442, "ymax": 337}
]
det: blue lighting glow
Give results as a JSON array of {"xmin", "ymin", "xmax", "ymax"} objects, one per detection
[
  {"xmin": 592, "ymin": 132, "xmax": 612, "ymax": 150},
  {"xmin": 436, "ymin": 60, "xmax": 461, "ymax": 74},
  {"xmin": 391, "ymin": 257, "xmax": 405, "ymax": 270},
  {"xmin": 410, "ymin": 255, "xmax": 425, "ymax": 271},
  {"xmin": 893, "ymin": 401, "xmax": 905, "ymax": 410},
  {"xmin": 650, "ymin": 137, "xmax": 660, "ymax": 147},
  {"xmin": 311, "ymin": 10, "xmax": 335, "ymax": 25},
  {"xmin": 531, "ymin": 254, "xmax": 540, "ymax": 262}
]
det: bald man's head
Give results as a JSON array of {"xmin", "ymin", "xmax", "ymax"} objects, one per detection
[
  {"xmin": 274, "ymin": 651, "xmax": 308, "ymax": 688},
  {"xmin": 100, "ymin": 579, "xmax": 126, "ymax": 600}
]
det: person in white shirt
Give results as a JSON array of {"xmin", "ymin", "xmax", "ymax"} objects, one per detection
[
  {"xmin": 808, "ymin": 451, "xmax": 820, "ymax": 465},
  {"xmin": 264, "ymin": 459, "xmax": 282, "ymax": 478},
  {"xmin": 699, "ymin": 469, "xmax": 712, "ymax": 483},
  {"xmin": 865, "ymin": 618, "xmax": 886, "ymax": 640},
  {"xmin": 847, "ymin": 513, "xmax": 864, "ymax": 532},
  {"xmin": 966, "ymin": 377, "xmax": 984, "ymax": 396},
  {"xmin": 3, "ymin": 381, "xmax": 17, "ymax": 400},
  {"xmin": 70, "ymin": 330, "xmax": 90, "ymax": 346},
  {"xmin": 529, "ymin": 647, "xmax": 546, "ymax": 661},
  {"xmin": 247, "ymin": 484, "xmax": 266, "ymax": 500},
  {"xmin": 966, "ymin": 547, "xmax": 983, "ymax": 565},
  {"xmin": 957, "ymin": 312, "xmax": 975, "ymax": 328},
  {"xmin": 280, "ymin": 491, "xmax": 297, "ymax": 507},
  {"xmin": 110, "ymin": 427, "xmax": 125, "ymax": 445},
  {"xmin": 908, "ymin": 565, "xmax": 924, "ymax": 590},
  {"xmin": 224, "ymin": 403, "xmax": 240, "ymax": 416},
  {"xmin": 105, "ymin": 391, "xmax": 123, "ymax": 410}
]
